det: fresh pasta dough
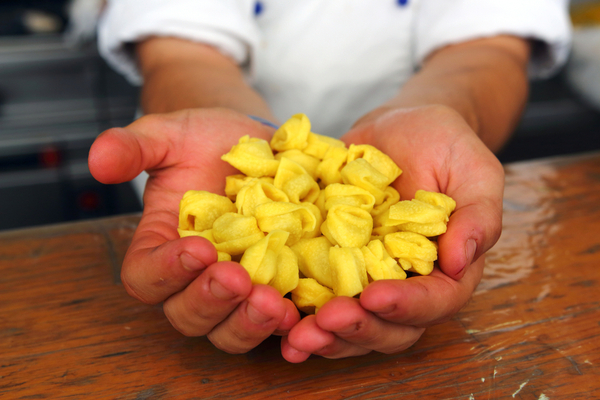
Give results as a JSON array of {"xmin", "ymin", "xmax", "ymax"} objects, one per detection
[{"xmin": 177, "ymin": 114, "xmax": 455, "ymax": 313}]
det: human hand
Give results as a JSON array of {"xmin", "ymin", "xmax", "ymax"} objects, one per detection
[
  {"xmin": 281, "ymin": 105, "xmax": 504, "ymax": 362},
  {"xmin": 88, "ymin": 108, "xmax": 300, "ymax": 353}
]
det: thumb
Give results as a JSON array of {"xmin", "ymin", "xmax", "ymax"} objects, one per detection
[
  {"xmin": 437, "ymin": 200, "xmax": 503, "ymax": 280},
  {"xmin": 88, "ymin": 127, "xmax": 147, "ymax": 184}
]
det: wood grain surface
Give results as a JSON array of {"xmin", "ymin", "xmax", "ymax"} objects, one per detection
[{"xmin": 1, "ymin": 152, "xmax": 599, "ymax": 399}]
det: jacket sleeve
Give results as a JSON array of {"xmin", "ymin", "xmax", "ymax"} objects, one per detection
[
  {"xmin": 97, "ymin": 0, "xmax": 260, "ymax": 85},
  {"xmin": 414, "ymin": 0, "xmax": 572, "ymax": 78}
]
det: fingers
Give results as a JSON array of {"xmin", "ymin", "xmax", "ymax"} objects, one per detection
[
  {"xmin": 163, "ymin": 263, "xmax": 296, "ymax": 354},
  {"xmin": 121, "ymin": 233, "xmax": 218, "ymax": 305},
  {"xmin": 282, "ymin": 315, "xmax": 372, "ymax": 363},
  {"xmin": 206, "ymin": 284, "xmax": 291, "ymax": 354},
  {"xmin": 163, "ymin": 262, "xmax": 252, "ymax": 336},
  {"xmin": 88, "ymin": 127, "xmax": 146, "ymax": 184},
  {"xmin": 437, "ymin": 199, "xmax": 502, "ymax": 279},
  {"xmin": 360, "ymin": 257, "xmax": 485, "ymax": 327},
  {"xmin": 316, "ymin": 297, "xmax": 425, "ymax": 354},
  {"xmin": 274, "ymin": 298, "xmax": 303, "ymax": 335},
  {"xmin": 282, "ymin": 297, "xmax": 425, "ymax": 363},
  {"xmin": 438, "ymin": 138, "xmax": 504, "ymax": 279}
]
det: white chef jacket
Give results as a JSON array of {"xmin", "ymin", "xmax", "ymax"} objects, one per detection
[{"xmin": 98, "ymin": 0, "xmax": 572, "ymax": 138}]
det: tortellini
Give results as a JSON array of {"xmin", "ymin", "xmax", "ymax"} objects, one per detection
[{"xmin": 178, "ymin": 114, "xmax": 455, "ymax": 313}]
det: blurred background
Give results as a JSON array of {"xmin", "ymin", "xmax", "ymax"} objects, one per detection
[{"xmin": 0, "ymin": 0, "xmax": 599, "ymax": 231}]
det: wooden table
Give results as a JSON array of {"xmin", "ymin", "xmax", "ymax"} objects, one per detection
[{"xmin": 2, "ymin": 152, "xmax": 599, "ymax": 399}]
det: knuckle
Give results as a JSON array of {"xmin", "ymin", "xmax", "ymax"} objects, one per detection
[
  {"xmin": 163, "ymin": 301, "xmax": 210, "ymax": 337},
  {"xmin": 121, "ymin": 274, "xmax": 158, "ymax": 305}
]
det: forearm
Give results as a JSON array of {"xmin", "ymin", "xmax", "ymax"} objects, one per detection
[
  {"xmin": 357, "ymin": 36, "xmax": 531, "ymax": 152},
  {"xmin": 136, "ymin": 37, "xmax": 276, "ymax": 121}
]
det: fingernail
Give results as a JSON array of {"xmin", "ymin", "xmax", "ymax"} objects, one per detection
[
  {"xmin": 210, "ymin": 279, "xmax": 237, "ymax": 301},
  {"xmin": 247, "ymin": 303, "xmax": 273, "ymax": 325},
  {"xmin": 372, "ymin": 304, "xmax": 396, "ymax": 317},
  {"xmin": 465, "ymin": 239, "xmax": 477, "ymax": 266},
  {"xmin": 180, "ymin": 252, "xmax": 206, "ymax": 272}
]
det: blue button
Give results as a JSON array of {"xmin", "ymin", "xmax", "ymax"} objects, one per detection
[
  {"xmin": 254, "ymin": 1, "xmax": 264, "ymax": 15},
  {"xmin": 397, "ymin": 0, "xmax": 408, "ymax": 5}
]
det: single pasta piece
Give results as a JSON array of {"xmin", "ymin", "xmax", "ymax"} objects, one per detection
[
  {"xmin": 224, "ymin": 175, "xmax": 274, "ymax": 201},
  {"xmin": 271, "ymin": 246, "xmax": 300, "ymax": 296},
  {"xmin": 321, "ymin": 204, "xmax": 373, "ymax": 248},
  {"xmin": 303, "ymin": 131, "xmax": 346, "ymax": 160},
  {"xmin": 275, "ymin": 149, "xmax": 320, "ymax": 179},
  {"xmin": 329, "ymin": 246, "xmax": 368, "ymax": 297},
  {"xmin": 324, "ymin": 183, "xmax": 376, "ymax": 213},
  {"xmin": 341, "ymin": 158, "xmax": 390, "ymax": 205},
  {"xmin": 212, "ymin": 212, "xmax": 265, "ymax": 256},
  {"xmin": 371, "ymin": 186, "xmax": 400, "ymax": 218},
  {"xmin": 415, "ymin": 190, "xmax": 457, "ymax": 216},
  {"xmin": 178, "ymin": 190, "xmax": 236, "ymax": 232},
  {"xmin": 386, "ymin": 198, "xmax": 449, "ymax": 237},
  {"xmin": 270, "ymin": 113, "xmax": 310, "ymax": 152},
  {"xmin": 347, "ymin": 144, "xmax": 402, "ymax": 187},
  {"xmin": 240, "ymin": 230, "xmax": 298, "ymax": 293},
  {"xmin": 254, "ymin": 201, "xmax": 319, "ymax": 246},
  {"xmin": 221, "ymin": 135, "xmax": 279, "ymax": 177},
  {"xmin": 291, "ymin": 278, "xmax": 336, "ymax": 314},
  {"xmin": 316, "ymin": 146, "xmax": 348, "ymax": 187},
  {"xmin": 362, "ymin": 239, "xmax": 406, "ymax": 281},
  {"xmin": 384, "ymin": 232, "xmax": 438, "ymax": 275},
  {"xmin": 235, "ymin": 179, "xmax": 289, "ymax": 217},
  {"xmin": 291, "ymin": 236, "xmax": 334, "ymax": 289},
  {"xmin": 274, "ymin": 157, "xmax": 320, "ymax": 204}
]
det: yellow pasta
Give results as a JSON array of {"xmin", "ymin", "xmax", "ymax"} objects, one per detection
[
  {"xmin": 329, "ymin": 246, "xmax": 368, "ymax": 297},
  {"xmin": 270, "ymin": 113, "xmax": 310, "ymax": 152},
  {"xmin": 291, "ymin": 278, "xmax": 336, "ymax": 314},
  {"xmin": 347, "ymin": 144, "xmax": 402, "ymax": 187},
  {"xmin": 177, "ymin": 228, "xmax": 232, "ymax": 262},
  {"xmin": 362, "ymin": 239, "xmax": 406, "ymax": 281},
  {"xmin": 275, "ymin": 149, "xmax": 320, "ymax": 180},
  {"xmin": 224, "ymin": 174, "xmax": 274, "ymax": 201},
  {"xmin": 371, "ymin": 186, "xmax": 400, "ymax": 218},
  {"xmin": 321, "ymin": 204, "xmax": 373, "ymax": 248},
  {"xmin": 221, "ymin": 135, "xmax": 279, "ymax": 177},
  {"xmin": 384, "ymin": 231, "xmax": 438, "ymax": 275},
  {"xmin": 303, "ymin": 132, "xmax": 346, "ymax": 160},
  {"xmin": 274, "ymin": 157, "xmax": 321, "ymax": 204},
  {"xmin": 324, "ymin": 183, "xmax": 376, "ymax": 212},
  {"xmin": 235, "ymin": 179, "xmax": 289, "ymax": 217},
  {"xmin": 254, "ymin": 201, "xmax": 319, "ymax": 246},
  {"xmin": 386, "ymin": 197, "xmax": 450, "ymax": 237},
  {"xmin": 212, "ymin": 212, "xmax": 265, "ymax": 256},
  {"xmin": 178, "ymin": 190, "xmax": 237, "ymax": 232},
  {"xmin": 315, "ymin": 146, "xmax": 348, "ymax": 187},
  {"xmin": 271, "ymin": 246, "xmax": 300, "ymax": 296},
  {"xmin": 341, "ymin": 158, "xmax": 391, "ymax": 205},
  {"xmin": 179, "ymin": 113, "xmax": 456, "ymax": 312},
  {"xmin": 415, "ymin": 190, "xmax": 456, "ymax": 216},
  {"xmin": 239, "ymin": 230, "xmax": 298, "ymax": 294},
  {"xmin": 291, "ymin": 236, "xmax": 334, "ymax": 289}
]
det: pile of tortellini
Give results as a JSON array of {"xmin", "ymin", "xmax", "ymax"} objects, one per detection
[{"xmin": 178, "ymin": 114, "xmax": 456, "ymax": 314}]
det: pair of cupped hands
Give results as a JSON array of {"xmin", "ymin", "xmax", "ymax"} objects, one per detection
[{"xmin": 88, "ymin": 105, "xmax": 504, "ymax": 363}]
